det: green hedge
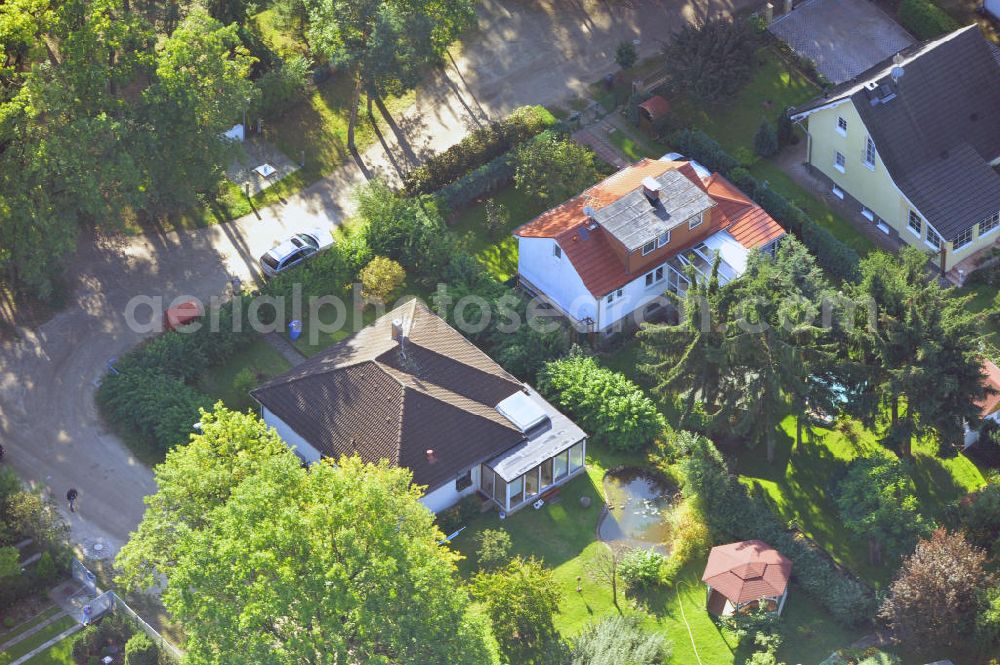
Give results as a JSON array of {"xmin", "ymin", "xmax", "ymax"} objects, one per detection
[
  {"xmin": 898, "ymin": 0, "xmax": 960, "ymax": 40},
  {"xmin": 670, "ymin": 129, "xmax": 860, "ymax": 281},
  {"xmin": 537, "ymin": 353, "xmax": 666, "ymax": 451},
  {"xmin": 97, "ymin": 299, "xmax": 255, "ymax": 455},
  {"xmin": 403, "ymin": 106, "xmax": 557, "ymax": 195},
  {"xmin": 435, "ymin": 129, "xmax": 561, "ymax": 211},
  {"xmin": 665, "ymin": 432, "xmax": 876, "ymax": 625}
]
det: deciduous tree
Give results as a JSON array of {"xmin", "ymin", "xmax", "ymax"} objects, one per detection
[
  {"xmin": 514, "ymin": 134, "xmax": 599, "ymax": 204},
  {"xmin": 117, "ymin": 407, "xmax": 496, "ymax": 665},
  {"xmin": 880, "ymin": 529, "xmax": 991, "ymax": 655}
]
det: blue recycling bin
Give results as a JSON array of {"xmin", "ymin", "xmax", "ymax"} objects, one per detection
[{"xmin": 288, "ymin": 320, "xmax": 302, "ymax": 341}]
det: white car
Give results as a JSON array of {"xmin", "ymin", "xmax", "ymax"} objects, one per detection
[{"xmin": 259, "ymin": 230, "xmax": 334, "ymax": 278}]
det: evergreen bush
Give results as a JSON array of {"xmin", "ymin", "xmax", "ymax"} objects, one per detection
[{"xmin": 898, "ymin": 0, "xmax": 960, "ymax": 40}]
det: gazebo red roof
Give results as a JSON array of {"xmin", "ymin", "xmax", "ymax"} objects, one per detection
[{"xmin": 702, "ymin": 540, "xmax": 792, "ymax": 605}]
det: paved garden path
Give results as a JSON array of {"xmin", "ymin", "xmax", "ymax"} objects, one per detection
[
  {"xmin": 0, "ymin": 610, "xmax": 69, "ymax": 654},
  {"xmin": 0, "ymin": 0, "xmax": 758, "ymax": 557}
]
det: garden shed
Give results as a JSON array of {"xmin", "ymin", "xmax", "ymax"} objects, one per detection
[
  {"xmin": 702, "ymin": 539, "xmax": 792, "ymax": 616},
  {"xmin": 637, "ymin": 95, "xmax": 670, "ymax": 133}
]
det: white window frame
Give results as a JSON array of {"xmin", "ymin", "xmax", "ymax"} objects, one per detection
[
  {"xmin": 688, "ymin": 212, "xmax": 703, "ymax": 230},
  {"xmin": 861, "ymin": 207, "xmax": 874, "ymax": 222},
  {"xmin": 863, "ymin": 137, "xmax": 876, "ymax": 170},
  {"xmin": 954, "ymin": 228, "xmax": 973, "ymax": 250},
  {"xmin": 657, "ymin": 231, "xmax": 670, "ymax": 247},
  {"xmin": 831, "ymin": 186, "xmax": 844, "ymax": 200},
  {"xmin": 644, "ymin": 265, "xmax": 665, "ymax": 288},
  {"xmin": 641, "ymin": 240, "xmax": 656, "ymax": 256},
  {"xmin": 925, "ymin": 227, "xmax": 942, "ymax": 251},
  {"xmin": 553, "ymin": 244, "xmax": 562, "ymax": 259},
  {"xmin": 907, "ymin": 210, "xmax": 922, "ymax": 237},
  {"xmin": 980, "ymin": 211, "xmax": 1000, "ymax": 237},
  {"xmin": 606, "ymin": 288, "xmax": 623, "ymax": 304},
  {"xmin": 834, "ymin": 152, "xmax": 846, "ymax": 173},
  {"xmin": 836, "ymin": 117, "xmax": 847, "ymax": 137}
]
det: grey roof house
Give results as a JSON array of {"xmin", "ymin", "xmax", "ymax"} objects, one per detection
[
  {"xmin": 790, "ymin": 25, "xmax": 1000, "ymax": 281},
  {"xmin": 251, "ymin": 299, "xmax": 587, "ymax": 515}
]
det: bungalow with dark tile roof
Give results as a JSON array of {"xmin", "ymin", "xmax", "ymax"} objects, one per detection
[
  {"xmin": 512, "ymin": 157, "xmax": 785, "ymax": 334},
  {"xmin": 251, "ymin": 300, "xmax": 587, "ymax": 515}
]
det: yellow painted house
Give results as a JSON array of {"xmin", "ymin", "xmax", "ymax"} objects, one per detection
[{"xmin": 790, "ymin": 26, "xmax": 1000, "ymax": 281}]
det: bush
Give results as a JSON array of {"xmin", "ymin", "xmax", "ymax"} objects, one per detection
[
  {"xmin": 615, "ymin": 40, "xmax": 638, "ymax": 70},
  {"xmin": 571, "ymin": 615, "xmax": 672, "ymax": 665},
  {"xmin": 437, "ymin": 495, "xmax": 481, "ymax": 535},
  {"xmin": 484, "ymin": 200, "xmax": 510, "ymax": 239},
  {"xmin": 514, "ymin": 134, "xmax": 599, "ymax": 203},
  {"xmin": 537, "ymin": 352, "xmax": 666, "ymax": 451},
  {"xmin": 0, "ymin": 546, "xmax": 19, "ymax": 578},
  {"xmin": 33, "ymin": 550, "xmax": 58, "ymax": 583},
  {"xmin": 97, "ymin": 369, "xmax": 212, "ymax": 454},
  {"xmin": 475, "ymin": 529, "xmax": 512, "ymax": 570},
  {"xmin": 898, "ymin": 0, "xmax": 960, "ymax": 40},
  {"xmin": 359, "ymin": 256, "xmax": 406, "ymax": 302},
  {"xmin": 254, "ymin": 55, "xmax": 312, "ymax": 120},
  {"xmin": 435, "ymin": 151, "xmax": 517, "ymax": 211},
  {"xmin": 617, "ymin": 548, "xmax": 664, "ymax": 590},
  {"xmin": 671, "ymin": 432, "xmax": 875, "ymax": 625},
  {"xmin": 231, "ymin": 368, "xmax": 257, "ymax": 410},
  {"xmin": 752, "ymin": 119, "xmax": 778, "ymax": 158},
  {"xmin": 125, "ymin": 632, "xmax": 159, "ymax": 665},
  {"xmin": 404, "ymin": 106, "xmax": 557, "ymax": 195}
]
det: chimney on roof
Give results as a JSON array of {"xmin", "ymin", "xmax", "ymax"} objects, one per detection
[
  {"xmin": 391, "ymin": 318, "xmax": 407, "ymax": 347},
  {"xmin": 642, "ymin": 176, "xmax": 662, "ymax": 204},
  {"xmin": 425, "ymin": 449, "xmax": 436, "ymax": 463}
]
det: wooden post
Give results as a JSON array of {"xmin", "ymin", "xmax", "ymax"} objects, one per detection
[
  {"xmin": 764, "ymin": 2, "xmax": 774, "ymax": 23},
  {"xmin": 783, "ymin": 0, "xmax": 792, "ymax": 14}
]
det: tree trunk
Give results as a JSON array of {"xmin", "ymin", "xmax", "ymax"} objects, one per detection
[
  {"xmin": 766, "ymin": 431, "xmax": 775, "ymax": 463},
  {"xmin": 868, "ymin": 537, "xmax": 882, "ymax": 566},
  {"xmin": 346, "ymin": 68, "xmax": 363, "ymax": 152},
  {"xmin": 611, "ymin": 573, "xmax": 621, "ymax": 614},
  {"xmin": 891, "ymin": 395, "xmax": 899, "ymax": 426}
]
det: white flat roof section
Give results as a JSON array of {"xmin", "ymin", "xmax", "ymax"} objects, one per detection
[
  {"xmin": 488, "ymin": 387, "xmax": 587, "ymax": 482},
  {"xmin": 703, "ymin": 230, "xmax": 750, "ymax": 276}
]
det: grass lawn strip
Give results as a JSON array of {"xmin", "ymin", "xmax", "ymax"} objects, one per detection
[
  {"xmin": 197, "ymin": 336, "xmax": 292, "ymax": 410},
  {"xmin": 0, "ymin": 616, "xmax": 77, "ymax": 665},
  {"xmin": 0, "ymin": 607, "xmax": 61, "ymax": 647},
  {"xmin": 7, "ymin": 624, "xmax": 82, "ymax": 665}
]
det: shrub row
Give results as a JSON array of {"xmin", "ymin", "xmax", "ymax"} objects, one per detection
[
  {"xmin": 403, "ymin": 105, "xmax": 557, "ymax": 195},
  {"xmin": 898, "ymin": 0, "xmax": 960, "ymax": 40},
  {"xmin": 435, "ymin": 129, "xmax": 561, "ymax": 211},
  {"xmin": 669, "ymin": 129, "xmax": 860, "ymax": 281},
  {"xmin": 96, "ymin": 299, "xmax": 254, "ymax": 455},
  {"xmin": 665, "ymin": 431, "xmax": 876, "ymax": 625},
  {"xmin": 537, "ymin": 353, "xmax": 666, "ymax": 451}
]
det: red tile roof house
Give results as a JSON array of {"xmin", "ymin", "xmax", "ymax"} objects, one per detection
[
  {"xmin": 702, "ymin": 540, "xmax": 793, "ymax": 617},
  {"xmin": 251, "ymin": 300, "xmax": 588, "ymax": 515},
  {"xmin": 513, "ymin": 156, "xmax": 785, "ymax": 335},
  {"xmin": 963, "ymin": 358, "xmax": 1000, "ymax": 448}
]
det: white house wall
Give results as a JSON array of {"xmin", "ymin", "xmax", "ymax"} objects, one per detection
[
  {"xmin": 261, "ymin": 407, "xmax": 323, "ymax": 463},
  {"xmin": 517, "ymin": 237, "xmax": 598, "ymax": 323},
  {"xmin": 419, "ymin": 466, "xmax": 481, "ymax": 514},
  {"xmin": 596, "ymin": 265, "xmax": 677, "ymax": 332}
]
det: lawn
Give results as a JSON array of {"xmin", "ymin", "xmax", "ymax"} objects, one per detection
[
  {"xmin": 0, "ymin": 606, "xmax": 61, "ymax": 644},
  {"xmin": 448, "ymin": 184, "xmax": 549, "ymax": 283},
  {"xmin": 197, "ymin": 336, "xmax": 292, "ymax": 410},
  {"xmin": 448, "ymin": 438, "xmax": 863, "ymax": 663},
  {"xmin": 0, "ymin": 616, "xmax": 77, "ymax": 665},
  {"xmin": 20, "ymin": 635, "xmax": 76, "ymax": 665},
  {"xmin": 734, "ymin": 414, "xmax": 988, "ymax": 587}
]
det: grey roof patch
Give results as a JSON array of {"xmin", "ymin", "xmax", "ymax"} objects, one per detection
[
  {"xmin": 769, "ymin": 0, "xmax": 915, "ymax": 84},
  {"xmin": 593, "ymin": 169, "xmax": 715, "ymax": 251},
  {"xmin": 486, "ymin": 387, "xmax": 587, "ymax": 482}
]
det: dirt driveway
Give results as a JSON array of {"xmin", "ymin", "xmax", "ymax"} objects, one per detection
[{"xmin": 0, "ymin": 0, "xmax": 756, "ymax": 558}]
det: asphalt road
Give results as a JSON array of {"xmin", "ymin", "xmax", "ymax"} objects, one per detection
[{"xmin": 0, "ymin": 0, "xmax": 754, "ymax": 558}]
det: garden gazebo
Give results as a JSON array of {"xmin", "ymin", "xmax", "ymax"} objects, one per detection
[{"xmin": 702, "ymin": 540, "xmax": 792, "ymax": 617}]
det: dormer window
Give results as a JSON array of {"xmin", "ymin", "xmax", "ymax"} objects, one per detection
[
  {"xmin": 553, "ymin": 245, "xmax": 562, "ymax": 259},
  {"xmin": 689, "ymin": 212, "xmax": 704, "ymax": 230},
  {"xmin": 641, "ymin": 240, "xmax": 656, "ymax": 255},
  {"xmin": 658, "ymin": 231, "xmax": 670, "ymax": 247}
]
